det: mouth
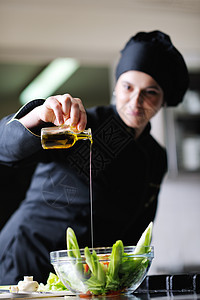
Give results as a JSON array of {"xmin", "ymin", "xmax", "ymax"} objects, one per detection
[{"xmin": 126, "ymin": 108, "xmax": 144, "ymax": 117}]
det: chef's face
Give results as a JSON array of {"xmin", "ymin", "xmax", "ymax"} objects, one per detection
[{"xmin": 115, "ymin": 70, "xmax": 164, "ymax": 137}]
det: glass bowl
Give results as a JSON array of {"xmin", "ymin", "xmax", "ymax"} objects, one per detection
[{"xmin": 50, "ymin": 246, "xmax": 154, "ymax": 296}]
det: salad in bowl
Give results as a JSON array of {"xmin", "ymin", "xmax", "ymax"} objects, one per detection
[{"xmin": 50, "ymin": 222, "xmax": 154, "ymax": 296}]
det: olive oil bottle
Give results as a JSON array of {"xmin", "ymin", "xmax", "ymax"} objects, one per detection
[{"xmin": 41, "ymin": 126, "xmax": 92, "ymax": 149}]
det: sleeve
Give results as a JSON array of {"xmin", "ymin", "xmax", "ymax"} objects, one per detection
[{"xmin": 0, "ymin": 99, "xmax": 46, "ymax": 167}]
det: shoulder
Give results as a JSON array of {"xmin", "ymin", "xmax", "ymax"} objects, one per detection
[
  {"xmin": 139, "ymin": 133, "xmax": 168, "ymax": 178},
  {"xmin": 145, "ymin": 134, "xmax": 166, "ymax": 156}
]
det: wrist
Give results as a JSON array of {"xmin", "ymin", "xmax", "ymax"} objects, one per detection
[{"xmin": 19, "ymin": 106, "xmax": 44, "ymax": 129}]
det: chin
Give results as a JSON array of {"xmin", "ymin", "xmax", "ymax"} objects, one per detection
[
  {"xmin": 121, "ymin": 116, "xmax": 138, "ymax": 128},
  {"xmin": 125, "ymin": 120, "xmax": 134, "ymax": 127}
]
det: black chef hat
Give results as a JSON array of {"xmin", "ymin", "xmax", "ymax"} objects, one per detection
[{"xmin": 116, "ymin": 30, "xmax": 189, "ymax": 106}]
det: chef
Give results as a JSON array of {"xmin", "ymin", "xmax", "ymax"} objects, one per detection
[{"xmin": 0, "ymin": 30, "xmax": 189, "ymax": 284}]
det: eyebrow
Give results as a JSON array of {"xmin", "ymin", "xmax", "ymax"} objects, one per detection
[
  {"xmin": 147, "ymin": 85, "xmax": 161, "ymax": 91},
  {"xmin": 122, "ymin": 81, "xmax": 161, "ymax": 91}
]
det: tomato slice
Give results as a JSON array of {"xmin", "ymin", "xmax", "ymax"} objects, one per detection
[
  {"xmin": 79, "ymin": 291, "xmax": 92, "ymax": 298},
  {"xmin": 83, "ymin": 263, "xmax": 89, "ymax": 273}
]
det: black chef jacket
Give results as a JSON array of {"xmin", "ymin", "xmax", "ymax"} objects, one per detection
[{"xmin": 0, "ymin": 100, "xmax": 167, "ymax": 284}]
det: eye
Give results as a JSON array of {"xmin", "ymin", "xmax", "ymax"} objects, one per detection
[
  {"xmin": 122, "ymin": 82, "xmax": 132, "ymax": 91},
  {"xmin": 143, "ymin": 89, "xmax": 160, "ymax": 98},
  {"xmin": 146, "ymin": 89, "xmax": 158, "ymax": 95}
]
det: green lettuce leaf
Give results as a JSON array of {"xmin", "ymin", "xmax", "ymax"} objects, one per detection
[
  {"xmin": 118, "ymin": 222, "xmax": 153, "ymax": 288},
  {"xmin": 38, "ymin": 273, "xmax": 67, "ymax": 292},
  {"xmin": 66, "ymin": 227, "xmax": 84, "ymax": 274},
  {"xmin": 133, "ymin": 222, "xmax": 153, "ymax": 255},
  {"xmin": 84, "ymin": 247, "xmax": 106, "ymax": 295},
  {"xmin": 105, "ymin": 240, "xmax": 124, "ymax": 292}
]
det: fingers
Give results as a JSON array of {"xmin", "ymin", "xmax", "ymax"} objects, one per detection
[
  {"xmin": 56, "ymin": 94, "xmax": 71, "ymax": 119},
  {"xmin": 44, "ymin": 94, "xmax": 87, "ymax": 131},
  {"xmin": 40, "ymin": 96, "xmax": 63, "ymax": 125},
  {"xmin": 77, "ymin": 108, "xmax": 87, "ymax": 131},
  {"xmin": 70, "ymin": 98, "xmax": 87, "ymax": 131}
]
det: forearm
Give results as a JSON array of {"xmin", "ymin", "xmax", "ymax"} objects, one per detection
[{"xmin": 0, "ymin": 100, "xmax": 45, "ymax": 166}]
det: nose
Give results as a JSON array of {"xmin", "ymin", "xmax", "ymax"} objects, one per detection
[{"xmin": 129, "ymin": 89, "xmax": 144, "ymax": 105}]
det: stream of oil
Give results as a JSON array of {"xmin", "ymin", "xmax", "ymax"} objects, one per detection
[
  {"xmin": 41, "ymin": 127, "xmax": 94, "ymax": 247},
  {"xmin": 89, "ymin": 142, "xmax": 94, "ymax": 249}
]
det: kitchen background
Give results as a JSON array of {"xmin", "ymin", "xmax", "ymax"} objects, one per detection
[{"xmin": 0, "ymin": 0, "xmax": 200, "ymax": 275}]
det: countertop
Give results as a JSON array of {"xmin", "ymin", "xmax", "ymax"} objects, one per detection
[
  {"xmin": 1, "ymin": 274, "xmax": 199, "ymax": 300},
  {"xmin": 0, "ymin": 292, "xmax": 200, "ymax": 300}
]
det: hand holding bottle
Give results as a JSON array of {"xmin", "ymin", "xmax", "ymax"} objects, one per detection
[{"xmin": 19, "ymin": 94, "xmax": 87, "ymax": 132}]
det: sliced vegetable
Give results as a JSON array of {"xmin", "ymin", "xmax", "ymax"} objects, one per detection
[
  {"xmin": 84, "ymin": 247, "xmax": 106, "ymax": 294},
  {"xmin": 105, "ymin": 240, "xmax": 123, "ymax": 292},
  {"xmin": 114, "ymin": 222, "xmax": 153, "ymax": 290},
  {"xmin": 38, "ymin": 273, "xmax": 67, "ymax": 292},
  {"xmin": 133, "ymin": 222, "xmax": 153, "ymax": 255},
  {"xmin": 130, "ymin": 222, "xmax": 153, "ymax": 271},
  {"xmin": 66, "ymin": 227, "xmax": 84, "ymax": 274},
  {"xmin": 66, "ymin": 228, "xmax": 82, "ymax": 259}
]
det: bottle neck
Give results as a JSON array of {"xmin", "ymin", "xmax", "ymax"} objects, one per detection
[
  {"xmin": 77, "ymin": 132, "xmax": 92, "ymax": 143},
  {"xmin": 76, "ymin": 128, "xmax": 92, "ymax": 143}
]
